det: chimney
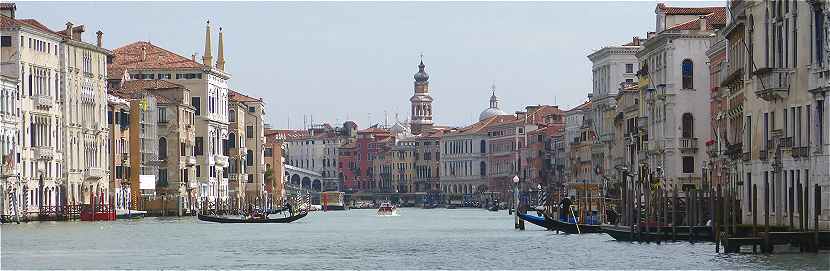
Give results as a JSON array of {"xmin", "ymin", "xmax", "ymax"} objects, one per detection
[
  {"xmin": 192, "ymin": 53, "xmax": 197, "ymax": 62},
  {"xmin": 632, "ymin": 36, "xmax": 640, "ymax": 46},
  {"xmin": 72, "ymin": 25, "xmax": 84, "ymax": 41},
  {"xmin": 647, "ymin": 31, "xmax": 656, "ymax": 39},
  {"xmin": 65, "ymin": 22, "xmax": 74, "ymax": 40},
  {"xmin": 699, "ymin": 16, "xmax": 707, "ymax": 31},
  {"xmin": 141, "ymin": 45, "xmax": 147, "ymax": 61},
  {"xmin": 96, "ymin": 31, "xmax": 103, "ymax": 47}
]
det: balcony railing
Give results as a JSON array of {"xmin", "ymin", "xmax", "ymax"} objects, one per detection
[
  {"xmin": 214, "ymin": 155, "xmax": 229, "ymax": 167},
  {"xmin": 759, "ymin": 149, "xmax": 768, "ymax": 161},
  {"xmin": 32, "ymin": 146, "xmax": 54, "ymax": 159},
  {"xmin": 779, "ymin": 137, "xmax": 793, "ymax": 149},
  {"xmin": 679, "ymin": 137, "xmax": 698, "ymax": 153},
  {"xmin": 32, "ymin": 95, "xmax": 54, "ymax": 108},
  {"xmin": 84, "ymin": 167, "xmax": 106, "ymax": 180},
  {"xmin": 754, "ymin": 68, "xmax": 792, "ymax": 101},
  {"xmin": 792, "ymin": 146, "xmax": 810, "ymax": 158}
]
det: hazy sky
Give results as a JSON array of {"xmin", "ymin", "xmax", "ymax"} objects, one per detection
[{"xmin": 19, "ymin": 1, "xmax": 717, "ymax": 129}]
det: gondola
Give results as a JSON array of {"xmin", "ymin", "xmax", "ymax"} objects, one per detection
[
  {"xmin": 545, "ymin": 214, "xmax": 604, "ymax": 234},
  {"xmin": 518, "ymin": 213, "xmax": 552, "ymax": 229},
  {"xmin": 197, "ymin": 212, "xmax": 307, "ymax": 224},
  {"xmin": 601, "ymin": 224, "xmax": 714, "ymax": 242}
]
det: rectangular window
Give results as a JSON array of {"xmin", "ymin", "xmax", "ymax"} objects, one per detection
[
  {"xmin": 158, "ymin": 107, "xmax": 167, "ymax": 123},
  {"xmin": 746, "ymin": 116, "xmax": 752, "ymax": 150},
  {"xmin": 246, "ymin": 126, "xmax": 254, "ymax": 138},
  {"xmin": 0, "ymin": 36, "xmax": 11, "ymax": 47},
  {"xmin": 807, "ymin": 105, "xmax": 811, "ymax": 146},
  {"xmin": 191, "ymin": 97, "xmax": 201, "ymax": 115},
  {"xmin": 626, "ymin": 63, "xmax": 634, "ymax": 73},
  {"xmin": 264, "ymin": 148, "xmax": 273, "ymax": 157},
  {"xmin": 818, "ymin": 101, "xmax": 824, "ymax": 145},
  {"xmin": 195, "ymin": 137, "xmax": 204, "ymax": 155},
  {"xmin": 746, "ymin": 173, "xmax": 752, "ymax": 209},
  {"xmin": 196, "ymin": 165, "xmax": 201, "ymax": 177},
  {"xmin": 681, "ymin": 156, "xmax": 694, "ymax": 173},
  {"xmin": 181, "ymin": 142, "xmax": 186, "ymax": 156},
  {"xmin": 248, "ymin": 106, "xmax": 255, "ymax": 113}
]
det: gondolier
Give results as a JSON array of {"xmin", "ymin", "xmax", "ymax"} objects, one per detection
[{"xmin": 559, "ymin": 195, "xmax": 573, "ymax": 222}]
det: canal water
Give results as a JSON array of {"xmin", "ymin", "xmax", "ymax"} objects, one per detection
[{"xmin": 2, "ymin": 208, "xmax": 828, "ymax": 269}]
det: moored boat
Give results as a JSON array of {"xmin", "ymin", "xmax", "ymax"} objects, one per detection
[
  {"xmin": 601, "ymin": 224, "xmax": 714, "ymax": 242},
  {"xmin": 545, "ymin": 214, "xmax": 604, "ymax": 234},
  {"xmin": 116, "ymin": 210, "xmax": 147, "ymax": 219},
  {"xmin": 197, "ymin": 212, "xmax": 307, "ymax": 223},
  {"xmin": 518, "ymin": 213, "xmax": 552, "ymax": 229},
  {"xmin": 321, "ymin": 191, "xmax": 347, "ymax": 211}
]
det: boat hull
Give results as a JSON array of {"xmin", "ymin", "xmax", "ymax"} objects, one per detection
[
  {"xmin": 518, "ymin": 213, "xmax": 552, "ymax": 229},
  {"xmin": 197, "ymin": 212, "xmax": 308, "ymax": 223},
  {"xmin": 601, "ymin": 225, "xmax": 714, "ymax": 242},
  {"xmin": 546, "ymin": 215, "xmax": 604, "ymax": 234}
]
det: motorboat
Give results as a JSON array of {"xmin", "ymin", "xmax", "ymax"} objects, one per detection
[
  {"xmin": 116, "ymin": 209, "xmax": 147, "ymax": 219},
  {"xmin": 376, "ymin": 202, "xmax": 398, "ymax": 216}
]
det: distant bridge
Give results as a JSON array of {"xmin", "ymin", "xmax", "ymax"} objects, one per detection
[{"xmin": 284, "ymin": 165, "xmax": 323, "ymax": 193}]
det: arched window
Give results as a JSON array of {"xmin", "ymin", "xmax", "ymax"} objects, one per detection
[
  {"xmin": 682, "ymin": 59, "xmax": 694, "ymax": 89},
  {"xmin": 682, "ymin": 113, "xmax": 694, "ymax": 138},
  {"xmin": 480, "ymin": 161, "xmax": 486, "ymax": 176},
  {"xmin": 158, "ymin": 137, "xmax": 167, "ymax": 160},
  {"xmin": 246, "ymin": 150, "xmax": 254, "ymax": 166},
  {"xmin": 228, "ymin": 133, "xmax": 236, "ymax": 148}
]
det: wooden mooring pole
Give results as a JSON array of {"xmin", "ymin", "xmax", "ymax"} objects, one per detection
[
  {"xmin": 764, "ymin": 178, "xmax": 770, "ymax": 253},
  {"xmin": 752, "ymin": 184, "xmax": 758, "ymax": 253}
]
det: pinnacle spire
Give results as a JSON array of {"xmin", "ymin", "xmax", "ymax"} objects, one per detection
[
  {"xmin": 216, "ymin": 27, "xmax": 225, "ymax": 71},
  {"xmin": 202, "ymin": 20, "xmax": 213, "ymax": 66}
]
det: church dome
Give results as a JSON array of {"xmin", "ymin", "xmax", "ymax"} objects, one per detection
[
  {"xmin": 479, "ymin": 84, "xmax": 509, "ymax": 121},
  {"xmin": 414, "ymin": 60, "xmax": 429, "ymax": 82},
  {"xmin": 480, "ymin": 107, "xmax": 508, "ymax": 121}
]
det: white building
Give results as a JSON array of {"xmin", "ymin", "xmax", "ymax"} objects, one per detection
[
  {"xmin": 58, "ymin": 23, "xmax": 112, "ymax": 207},
  {"xmin": 108, "ymin": 21, "xmax": 231, "ymax": 208},
  {"xmin": 587, "ymin": 37, "xmax": 640, "ymax": 184},
  {"xmin": 637, "ymin": 4, "xmax": 725, "ymax": 191},
  {"xmin": 1, "ymin": 8, "xmax": 65, "ymax": 217}
]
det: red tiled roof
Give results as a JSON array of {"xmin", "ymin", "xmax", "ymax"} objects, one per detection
[
  {"xmin": 108, "ymin": 41, "xmax": 204, "ymax": 79},
  {"xmin": 665, "ymin": 8, "xmax": 727, "ymax": 31},
  {"xmin": 0, "ymin": 15, "xmax": 58, "ymax": 35},
  {"xmin": 115, "ymin": 79, "xmax": 185, "ymax": 93},
  {"xmin": 656, "ymin": 3, "xmax": 724, "ymax": 15},
  {"xmin": 228, "ymin": 89, "xmax": 261, "ymax": 103},
  {"xmin": 359, "ymin": 127, "xmax": 390, "ymax": 134},
  {"xmin": 567, "ymin": 100, "xmax": 592, "ymax": 112},
  {"xmin": 0, "ymin": 3, "xmax": 16, "ymax": 9}
]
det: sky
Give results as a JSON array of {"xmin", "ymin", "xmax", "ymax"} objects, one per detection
[{"xmin": 18, "ymin": 1, "xmax": 720, "ymax": 129}]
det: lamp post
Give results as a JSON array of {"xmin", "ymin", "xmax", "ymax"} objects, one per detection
[{"xmin": 513, "ymin": 175, "xmax": 523, "ymax": 230}]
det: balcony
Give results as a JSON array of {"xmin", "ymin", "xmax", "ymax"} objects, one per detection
[
  {"xmin": 679, "ymin": 138, "xmax": 698, "ymax": 153},
  {"xmin": 779, "ymin": 137, "xmax": 793, "ymax": 149},
  {"xmin": 792, "ymin": 146, "xmax": 810, "ymax": 158},
  {"xmin": 185, "ymin": 156, "xmax": 197, "ymax": 166},
  {"xmin": 32, "ymin": 146, "xmax": 54, "ymax": 159},
  {"xmin": 599, "ymin": 133, "xmax": 614, "ymax": 143},
  {"xmin": 754, "ymin": 68, "xmax": 792, "ymax": 101},
  {"xmin": 84, "ymin": 167, "xmax": 106, "ymax": 180},
  {"xmin": 31, "ymin": 95, "xmax": 54, "ymax": 108},
  {"xmin": 214, "ymin": 155, "xmax": 229, "ymax": 167},
  {"xmin": 637, "ymin": 116, "xmax": 648, "ymax": 129}
]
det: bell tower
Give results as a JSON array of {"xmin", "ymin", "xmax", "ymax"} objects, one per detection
[{"xmin": 410, "ymin": 56, "xmax": 433, "ymax": 134}]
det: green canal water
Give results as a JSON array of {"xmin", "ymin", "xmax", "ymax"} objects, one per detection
[{"xmin": 1, "ymin": 208, "xmax": 828, "ymax": 269}]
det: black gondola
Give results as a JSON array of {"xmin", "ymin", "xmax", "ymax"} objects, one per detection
[
  {"xmin": 601, "ymin": 225, "xmax": 714, "ymax": 242},
  {"xmin": 197, "ymin": 212, "xmax": 308, "ymax": 224},
  {"xmin": 544, "ymin": 214, "xmax": 604, "ymax": 234}
]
